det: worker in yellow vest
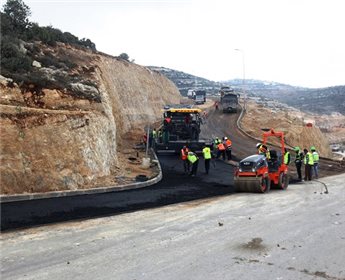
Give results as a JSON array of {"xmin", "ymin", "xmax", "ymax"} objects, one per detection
[
  {"xmin": 284, "ymin": 148, "xmax": 290, "ymax": 165},
  {"xmin": 294, "ymin": 146, "xmax": 304, "ymax": 181},
  {"xmin": 311, "ymin": 146, "xmax": 319, "ymax": 179},
  {"xmin": 303, "ymin": 148, "xmax": 314, "ymax": 181},
  {"xmin": 187, "ymin": 151, "xmax": 199, "ymax": 177},
  {"xmin": 202, "ymin": 145, "xmax": 212, "ymax": 174},
  {"xmin": 256, "ymin": 143, "xmax": 271, "ymax": 159}
]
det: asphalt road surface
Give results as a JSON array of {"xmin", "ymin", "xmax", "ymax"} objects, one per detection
[
  {"xmin": 1, "ymin": 156, "xmax": 235, "ymax": 230},
  {"xmin": 1, "ymin": 174, "xmax": 344, "ymax": 280},
  {"xmin": 201, "ymin": 107, "xmax": 256, "ymax": 161}
]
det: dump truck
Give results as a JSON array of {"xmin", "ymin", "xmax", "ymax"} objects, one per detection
[
  {"xmin": 194, "ymin": 90, "xmax": 206, "ymax": 105},
  {"xmin": 219, "ymin": 86, "xmax": 239, "ymax": 113},
  {"xmin": 234, "ymin": 129, "xmax": 289, "ymax": 193},
  {"xmin": 154, "ymin": 106, "xmax": 211, "ymax": 153}
]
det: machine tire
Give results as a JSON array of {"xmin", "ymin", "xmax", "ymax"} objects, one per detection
[
  {"xmin": 278, "ymin": 173, "xmax": 289, "ymax": 190},
  {"xmin": 257, "ymin": 176, "xmax": 270, "ymax": 193}
]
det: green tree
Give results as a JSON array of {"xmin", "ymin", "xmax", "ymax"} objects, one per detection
[
  {"xmin": 79, "ymin": 38, "xmax": 96, "ymax": 51},
  {"xmin": 2, "ymin": 0, "xmax": 31, "ymax": 35},
  {"xmin": 119, "ymin": 53, "xmax": 130, "ymax": 61}
]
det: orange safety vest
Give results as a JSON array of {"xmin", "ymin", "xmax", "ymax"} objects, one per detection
[
  {"xmin": 181, "ymin": 148, "xmax": 189, "ymax": 160},
  {"xmin": 225, "ymin": 139, "xmax": 232, "ymax": 147},
  {"xmin": 218, "ymin": 143, "xmax": 225, "ymax": 151}
]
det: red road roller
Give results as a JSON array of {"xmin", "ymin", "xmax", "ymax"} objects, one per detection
[{"xmin": 234, "ymin": 129, "xmax": 289, "ymax": 193}]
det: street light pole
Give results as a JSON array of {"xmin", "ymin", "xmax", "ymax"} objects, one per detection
[{"xmin": 234, "ymin": 49, "xmax": 246, "ymax": 111}]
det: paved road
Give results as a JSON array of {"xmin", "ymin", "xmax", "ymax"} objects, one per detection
[
  {"xmin": 1, "ymin": 156, "xmax": 234, "ymax": 230},
  {"xmin": 201, "ymin": 107, "xmax": 257, "ymax": 160},
  {"xmin": 1, "ymin": 174, "xmax": 344, "ymax": 280}
]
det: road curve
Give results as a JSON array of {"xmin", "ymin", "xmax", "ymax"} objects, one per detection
[
  {"xmin": 201, "ymin": 106, "xmax": 344, "ymax": 178},
  {"xmin": 1, "ymin": 105, "xmax": 343, "ymax": 230},
  {"xmin": 201, "ymin": 108, "xmax": 257, "ymax": 161}
]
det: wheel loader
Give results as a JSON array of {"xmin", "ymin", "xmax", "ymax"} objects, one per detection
[{"xmin": 234, "ymin": 129, "xmax": 289, "ymax": 193}]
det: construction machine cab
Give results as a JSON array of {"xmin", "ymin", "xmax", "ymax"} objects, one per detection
[
  {"xmin": 155, "ymin": 107, "xmax": 210, "ymax": 153},
  {"xmin": 267, "ymin": 150, "xmax": 282, "ymax": 172},
  {"xmin": 238, "ymin": 155, "xmax": 268, "ymax": 173},
  {"xmin": 162, "ymin": 108, "xmax": 202, "ymax": 141}
]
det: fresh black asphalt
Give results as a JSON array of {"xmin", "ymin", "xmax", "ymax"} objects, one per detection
[{"xmin": 1, "ymin": 155, "xmax": 235, "ymax": 231}]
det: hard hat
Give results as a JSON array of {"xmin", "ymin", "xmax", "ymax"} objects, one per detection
[
  {"xmin": 188, "ymin": 152, "xmax": 193, "ymax": 155},
  {"xmin": 310, "ymin": 146, "xmax": 316, "ymax": 151},
  {"xmin": 183, "ymin": 145, "xmax": 187, "ymax": 149},
  {"xmin": 294, "ymin": 146, "xmax": 300, "ymax": 151},
  {"xmin": 224, "ymin": 137, "xmax": 228, "ymax": 140},
  {"xmin": 256, "ymin": 143, "xmax": 261, "ymax": 148}
]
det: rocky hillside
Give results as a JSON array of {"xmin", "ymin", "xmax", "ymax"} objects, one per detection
[
  {"xmin": 147, "ymin": 66, "xmax": 224, "ymax": 96},
  {"xmin": 241, "ymin": 99, "xmax": 333, "ymax": 158},
  {"xmin": 150, "ymin": 66, "xmax": 344, "ymax": 144},
  {"xmin": 0, "ymin": 43, "xmax": 180, "ymax": 195},
  {"xmin": 147, "ymin": 66, "xmax": 345, "ymax": 116},
  {"xmin": 224, "ymin": 79, "xmax": 345, "ymax": 115}
]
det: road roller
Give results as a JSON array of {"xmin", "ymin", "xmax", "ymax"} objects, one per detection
[{"xmin": 234, "ymin": 129, "xmax": 289, "ymax": 193}]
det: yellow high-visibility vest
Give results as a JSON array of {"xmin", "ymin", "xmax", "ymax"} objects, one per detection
[
  {"xmin": 304, "ymin": 152, "xmax": 314, "ymax": 165},
  {"xmin": 202, "ymin": 147, "xmax": 211, "ymax": 159},
  {"xmin": 188, "ymin": 153, "xmax": 198, "ymax": 164}
]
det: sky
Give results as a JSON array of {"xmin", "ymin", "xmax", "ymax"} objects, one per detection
[{"xmin": 15, "ymin": 0, "xmax": 345, "ymax": 88}]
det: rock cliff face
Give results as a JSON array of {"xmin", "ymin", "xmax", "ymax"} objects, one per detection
[
  {"xmin": 242, "ymin": 100, "xmax": 333, "ymax": 158},
  {"xmin": 0, "ymin": 45, "xmax": 180, "ymax": 195}
]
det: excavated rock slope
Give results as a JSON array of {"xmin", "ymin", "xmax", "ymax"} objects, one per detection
[
  {"xmin": 0, "ymin": 45, "xmax": 180, "ymax": 195},
  {"xmin": 241, "ymin": 100, "xmax": 332, "ymax": 158}
]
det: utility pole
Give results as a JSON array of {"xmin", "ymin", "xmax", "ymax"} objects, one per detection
[{"xmin": 234, "ymin": 49, "xmax": 246, "ymax": 111}]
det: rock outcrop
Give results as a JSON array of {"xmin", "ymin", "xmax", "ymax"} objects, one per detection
[
  {"xmin": 242, "ymin": 100, "xmax": 333, "ymax": 158},
  {"xmin": 0, "ymin": 44, "xmax": 180, "ymax": 195}
]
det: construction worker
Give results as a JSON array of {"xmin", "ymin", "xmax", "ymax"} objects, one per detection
[
  {"xmin": 162, "ymin": 126, "xmax": 169, "ymax": 144},
  {"xmin": 164, "ymin": 115, "xmax": 171, "ymax": 125},
  {"xmin": 213, "ymin": 137, "xmax": 220, "ymax": 152},
  {"xmin": 180, "ymin": 146, "xmax": 190, "ymax": 174},
  {"xmin": 256, "ymin": 143, "xmax": 270, "ymax": 159},
  {"xmin": 303, "ymin": 148, "xmax": 314, "ymax": 181},
  {"xmin": 187, "ymin": 151, "xmax": 199, "ymax": 177},
  {"xmin": 311, "ymin": 146, "xmax": 319, "ymax": 179},
  {"xmin": 152, "ymin": 128, "xmax": 157, "ymax": 140},
  {"xmin": 294, "ymin": 146, "xmax": 304, "ymax": 181},
  {"xmin": 284, "ymin": 148, "xmax": 290, "ymax": 165},
  {"xmin": 214, "ymin": 101, "xmax": 219, "ymax": 110},
  {"xmin": 224, "ymin": 137, "xmax": 232, "ymax": 161},
  {"xmin": 151, "ymin": 128, "xmax": 157, "ymax": 148},
  {"xmin": 217, "ymin": 140, "xmax": 226, "ymax": 160},
  {"xmin": 202, "ymin": 145, "xmax": 212, "ymax": 174},
  {"xmin": 157, "ymin": 129, "xmax": 162, "ymax": 143}
]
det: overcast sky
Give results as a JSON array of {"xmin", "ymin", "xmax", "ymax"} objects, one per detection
[{"xmin": 22, "ymin": 0, "xmax": 345, "ymax": 88}]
